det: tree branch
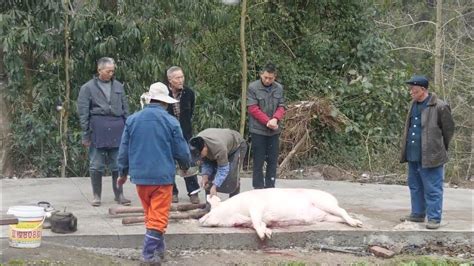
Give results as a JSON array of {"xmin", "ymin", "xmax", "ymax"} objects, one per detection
[
  {"xmin": 270, "ymin": 28, "xmax": 296, "ymax": 59},
  {"xmin": 442, "ymin": 10, "xmax": 474, "ymax": 29},
  {"xmin": 374, "ymin": 19, "xmax": 436, "ymax": 30},
  {"xmin": 390, "ymin": 46, "xmax": 433, "ymax": 54}
]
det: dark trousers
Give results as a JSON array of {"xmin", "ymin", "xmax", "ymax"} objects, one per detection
[
  {"xmin": 173, "ymin": 132, "xmax": 200, "ymax": 196},
  {"xmin": 89, "ymin": 146, "xmax": 118, "ymax": 172},
  {"xmin": 173, "ymin": 175, "xmax": 200, "ymax": 196},
  {"xmin": 251, "ymin": 133, "xmax": 279, "ymax": 189}
]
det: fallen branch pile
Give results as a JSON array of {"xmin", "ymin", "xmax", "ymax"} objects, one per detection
[{"xmin": 279, "ymin": 97, "xmax": 350, "ymax": 174}]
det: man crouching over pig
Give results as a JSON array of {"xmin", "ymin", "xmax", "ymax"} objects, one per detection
[
  {"xmin": 117, "ymin": 82, "xmax": 191, "ymax": 264},
  {"xmin": 189, "ymin": 128, "xmax": 247, "ymax": 198}
]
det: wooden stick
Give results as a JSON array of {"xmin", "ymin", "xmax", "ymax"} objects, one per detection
[
  {"xmin": 279, "ymin": 130, "xmax": 309, "ymax": 171},
  {"xmin": 122, "ymin": 216, "xmax": 144, "ymax": 225},
  {"xmin": 109, "ymin": 206, "xmax": 143, "ymax": 215},
  {"xmin": 122, "ymin": 208, "xmax": 209, "ymax": 225},
  {"xmin": 173, "ymin": 203, "xmax": 207, "ymax": 212},
  {"xmin": 0, "ymin": 215, "xmax": 18, "ymax": 225},
  {"xmin": 109, "ymin": 203, "xmax": 207, "ymax": 215}
]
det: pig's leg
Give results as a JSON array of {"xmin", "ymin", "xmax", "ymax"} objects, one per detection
[
  {"xmin": 313, "ymin": 203, "xmax": 362, "ymax": 227},
  {"xmin": 322, "ymin": 213, "xmax": 345, "ymax": 223},
  {"xmin": 249, "ymin": 206, "xmax": 272, "ymax": 240},
  {"xmin": 327, "ymin": 206, "xmax": 362, "ymax": 227}
]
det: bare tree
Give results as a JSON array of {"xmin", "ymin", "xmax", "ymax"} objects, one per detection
[
  {"xmin": 374, "ymin": 1, "xmax": 474, "ymax": 181},
  {"xmin": 434, "ymin": 0, "xmax": 443, "ymax": 94},
  {"xmin": 59, "ymin": 0, "xmax": 72, "ymax": 177},
  {"xmin": 239, "ymin": 0, "xmax": 248, "ymax": 136}
]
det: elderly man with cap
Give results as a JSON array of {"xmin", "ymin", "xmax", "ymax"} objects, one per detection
[
  {"xmin": 399, "ymin": 75, "xmax": 455, "ymax": 230},
  {"xmin": 189, "ymin": 128, "xmax": 247, "ymax": 198},
  {"xmin": 117, "ymin": 82, "xmax": 191, "ymax": 263}
]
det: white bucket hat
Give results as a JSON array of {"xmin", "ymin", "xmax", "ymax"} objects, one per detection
[{"xmin": 140, "ymin": 82, "xmax": 177, "ymax": 108}]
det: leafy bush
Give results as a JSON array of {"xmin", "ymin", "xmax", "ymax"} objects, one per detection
[{"xmin": 1, "ymin": 0, "xmax": 470, "ymax": 182}]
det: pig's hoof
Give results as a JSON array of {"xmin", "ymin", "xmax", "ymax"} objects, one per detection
[
  {"xmin": 348, "ymin": 218, "xmax": 363, "ymax": 227},
  {"xmin": 264, "ymin": 228, "xmax": 272, "ymax": 239},
  {"xmin": 353, "ymin": 219, "xmax": 363, "ymax": 227},
  {"xmin": 257, "ymin": 230, "xmax": 266, "ymax": 240}
]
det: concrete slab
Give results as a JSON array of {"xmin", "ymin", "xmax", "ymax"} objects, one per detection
[{"xmin": 1, "ymin": 176, "xmax": 473, "ymax": 250}]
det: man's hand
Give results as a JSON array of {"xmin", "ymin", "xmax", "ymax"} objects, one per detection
[
  {"xmin": 209, "ymin": 184, "xmax": 217, "ymax": 197},
  {"xmin": 117, "ymin": 175, "xmax": 127, "ymax": 186},
  {"xmin": 82, "ymin": 139, "xmax": 91, "ymax": 147},
  {"xmin": 200, "ymin": 175, "xmax": 209, "ymax": 188},
  {"xmin": 266, "ymin": 118, "xmax": 279, "ymax": 130}
]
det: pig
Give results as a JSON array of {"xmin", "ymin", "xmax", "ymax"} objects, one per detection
[{"xmin": 199, "ymin": 188, "xmax": 362, "ymax": 240}]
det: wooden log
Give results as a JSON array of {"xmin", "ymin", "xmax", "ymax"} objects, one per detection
[
  {"xmin": 110, "ymin": 203, "xmax": 207, "ymax": 215},
  {"xmin": 0, "ymin": 214, "xmax": 18, "ymax": 225},
  {"xmin": 122, "ymin": 208, "xmax": 209, "ymax": 225}
]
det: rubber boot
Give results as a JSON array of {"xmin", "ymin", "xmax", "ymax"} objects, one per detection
[
  {"xmin": 112, "ymin": 171, "xmax": 131, "ymax": 206},
  {"xmin": 141, "ymin": 229, "xmax": 165, "ymax": 264},
  {"xmin": 90, "ymin": 171, "xmax": 102, "ymax": 207}
]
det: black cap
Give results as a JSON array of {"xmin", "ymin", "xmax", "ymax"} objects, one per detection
[
  {"xmin": 406, "ymin": 75, "xmax": 429, "ymax": 88},
  {"xmin": 189, "ymin": 136, "xmax": 205, "ymax": 163}
]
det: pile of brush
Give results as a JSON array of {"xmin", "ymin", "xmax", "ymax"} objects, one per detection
[{"xmin": 278, "ymin": 97, "xmax": 350, "ymax": 174}]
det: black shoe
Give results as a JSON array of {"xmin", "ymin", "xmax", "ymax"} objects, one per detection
[
  {"xmin": 115, "ymin": 194, "xmax": 131, "ymax": 206},
  {"xmin": 426, "ymin": 220, "xmax": 440, "ymax": 229},
  {"xmin": 189, "ymin": 194, "xmax": 200, "ymax": 204},
  {"xmin": 172, "ymin": 194, "xmax": 179, "ymax": 203},
  {"xmin": 400, "ymin": 215, "xmax": 425, "ymax": 223}
]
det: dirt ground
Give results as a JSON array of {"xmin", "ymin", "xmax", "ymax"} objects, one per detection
[{"xmin": 1, "ymin": 240, "xmax": 472, "ymax": 265}]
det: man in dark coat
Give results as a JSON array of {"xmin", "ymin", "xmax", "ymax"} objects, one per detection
[
  {"xmin": 165, "ymin": 66, "xmax": 201, "ymax": 204},
  {"xmin": 399, "ymin": 75, "xmax": 455, "ymax": 229}
]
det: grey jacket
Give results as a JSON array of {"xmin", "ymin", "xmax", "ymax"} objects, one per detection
[
  {"xmin": 400, "ymin": 92, "xmax": 455, "ymax": 168},
  {"xmin": 247, "ymin": 79, "xmax": 285, "ymax": 136},
  {"xmin": 77, "ymin": 77, "xmax": 129, "ymax": 142}
]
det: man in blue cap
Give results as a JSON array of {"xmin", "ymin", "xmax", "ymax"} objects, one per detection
[{"xmin": 399, "ymin": 75, "xmax": 455, "ymax": 229}]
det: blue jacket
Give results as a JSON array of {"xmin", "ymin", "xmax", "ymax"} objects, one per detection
[
  {"xmin": 405, "ymin": 96, "xmax": 430, "ymax": 162},
  {"xmin": 117, "ymin": 104, "xmax": 191, "ymax": 185}
]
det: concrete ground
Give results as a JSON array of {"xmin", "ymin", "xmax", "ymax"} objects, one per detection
[{"xmin": 1, "ymin": 176, "xmax": 473, "ymax": 253}]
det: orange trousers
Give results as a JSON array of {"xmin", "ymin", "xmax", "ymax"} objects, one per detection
[{"xmin": 136, "ymin": 185, "xmax": 173, "ymax": 233}]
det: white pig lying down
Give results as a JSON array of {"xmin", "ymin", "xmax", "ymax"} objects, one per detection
[{"xmin": 199, "ymin": 188, "xmax": 362, "ymax": 240}]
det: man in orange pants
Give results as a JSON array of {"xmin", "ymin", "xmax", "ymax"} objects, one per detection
[{"xmin": 117, "ymin": 82, "xmax": 191, "ymax": 263}]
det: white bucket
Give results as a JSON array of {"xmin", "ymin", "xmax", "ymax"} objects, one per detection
[{"xmin": 7, "ymin": 206, "xmax": 45, "ymax": 248}]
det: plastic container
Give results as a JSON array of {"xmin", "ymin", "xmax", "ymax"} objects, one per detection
[{"xmin": 7, "ymin": 206, "xmax": 45, "ymax": 248}]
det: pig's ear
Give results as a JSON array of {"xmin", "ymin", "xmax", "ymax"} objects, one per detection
[{"xmin": 206, "ymin": 195, "xmax": 221, "ymax": 208}]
